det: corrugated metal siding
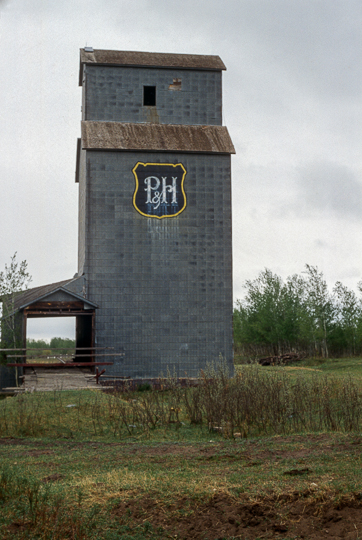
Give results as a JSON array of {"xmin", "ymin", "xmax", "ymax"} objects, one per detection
[
  {"xmin": 78, "ymin": 149, "xmax": 87, "ymax": 275},
  {"xmin": 84, "ymin": 150, "xmax": 233, "ymax": 378},
  {"xmin": 83, "ymin": 65, "xmax": 223, "ymax": 125},
  {"xmin": 81, "ymin": 122, "xmax": 235, "ymax": 154},
  {"xmin": 77, "ymin": 48, "xmax": 234, "ymax": 378}
]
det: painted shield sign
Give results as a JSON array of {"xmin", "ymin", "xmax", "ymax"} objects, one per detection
[{"xmin": 132, "ymin": 162, "xmax": 187, "ymax": 219}]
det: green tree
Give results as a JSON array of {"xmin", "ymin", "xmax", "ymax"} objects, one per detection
[
  {"xmin": 234, "ymin": 265, "xmax": 362, "ymax": 358},
  {"xmin": 27, "ymin": 338, "xmax": 50, "ymax": 350},
  {"xmin": 0, "ymin": 253, "xmax": 32, "ymax": 352},
  {"xmin": 49, "ymin": 337, "xmax": 75, "ymax": 354},
  {"xmin": 236, "ymin": 269, "xmax": 299, "ymax": 355},
  {"xmin": 332, "ymin": 282, "xmax": 360, "ymax": 355},
  {"xmin": 283, "ymin": 273, "xmax": 310, "ymax": 350},
  {"xmin": 303, "ymin": 265, "xmax": 334, "ymax": 358}
]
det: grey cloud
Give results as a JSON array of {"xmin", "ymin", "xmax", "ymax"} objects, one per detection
[
  {"xmin": 297, "ymin": 161, "xmax": 362, "ymax": 218},
  {"xmin": 1, "ymin": 0, "xmax": 362, "ymax": 320},
  {"xmin": 142, "ymin": 1, "xmax": 362, "ymax": 101},
  {"xmin": 314, "ymin": 239, "xmax": 329, "ymax": 248},
  {"xmin": 240, "ymin": 1, "xmax": 362, "ymax": 100},
  {"xmin": 12, "ymin": 0, "xmax": 362, "ymax": 104}
]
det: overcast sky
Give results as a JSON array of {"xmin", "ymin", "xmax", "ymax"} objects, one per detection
[{"xmin": 1, "ymin": 0, "xmax": 362, "ymax": 340}]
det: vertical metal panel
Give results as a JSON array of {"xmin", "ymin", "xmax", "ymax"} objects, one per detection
[
  {"xmin": 84, "ymin": 66, "xmax": 223, "ymax": 126},
  {"xmin": 79, "ymin": 54, "xmax": 233, "ymax": 378},
  {"xmin": 85, "ymin": 151, "xmax": 233, "ymax": 378}
]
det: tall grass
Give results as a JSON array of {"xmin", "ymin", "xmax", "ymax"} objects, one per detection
[
  {"xmin": 0, "ymin": 465, "xmax": 106, "ymax": 539},
  {"xmin": 195, "ymin": 363, "xmax": 362, "ymax": 435},
  {"xmin": 0, "ymin": 365, "xmax": 361, "ymax": 440}
]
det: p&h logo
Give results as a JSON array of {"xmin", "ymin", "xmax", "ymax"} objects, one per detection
[{"xmin": 132, "ymin": 162, "xmax": 187, "ymax": 219}]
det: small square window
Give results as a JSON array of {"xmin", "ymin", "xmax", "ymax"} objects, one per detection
[{"xmin": 143, "ymin": 86, "xmax": 156, "ymax": 106}]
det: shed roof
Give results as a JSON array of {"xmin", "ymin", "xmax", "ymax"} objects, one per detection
[
  {"xmin": 80, "ymin": 122, "xmax": 235, "ymax": 155},
  {"xmin": 79, "ymin": 49, "xmax": 226, "ymax": 85}
]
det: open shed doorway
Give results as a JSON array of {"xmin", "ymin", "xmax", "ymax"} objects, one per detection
[
  {"xmin": 27, "ymin": 317, "xmax": 76, "ymax": 343},
  {"xmin": 25, "ymin": 312, "xmax": 95, "ymax": 363},
  {"xmin": 26, "ymin": 317, "xmax": 76, "ymax": 361}
]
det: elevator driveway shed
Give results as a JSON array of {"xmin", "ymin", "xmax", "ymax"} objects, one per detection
[{"xmin": 0, "ymin": 276, "xmax": 97, "ymax": 389}]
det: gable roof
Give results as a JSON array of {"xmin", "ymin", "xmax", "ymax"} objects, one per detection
[
  {"xmin": 81, "ymin": 122, "xmax": 235, "ymax": 155},
  {"xmin": 2, "ymin": 278, "xmax": 97, "ymax": 315},
  {"xmin": 79, "ymin": 49, "xmax": 226, "ymax": 85}
]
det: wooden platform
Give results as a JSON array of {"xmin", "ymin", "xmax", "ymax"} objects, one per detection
[{"xmin": 4, "ymin": 367, "xmax": 101, "ymax": 393}]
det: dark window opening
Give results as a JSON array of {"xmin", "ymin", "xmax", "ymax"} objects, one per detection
[{"xmin": 143, "ymin": 86, "xmax": 156, "ymax": 106}]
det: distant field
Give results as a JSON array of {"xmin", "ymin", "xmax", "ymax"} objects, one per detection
[
  {"xmin": 241, "ymin": 356, "xmax": 362, "ymax": 387},
  {"xmin": 297, "ymin": 355, "xmax": 362, "ymax": 378},
  {"xmin": 0, "ymin": 359, "xmax": 362, "ymax": 539}
]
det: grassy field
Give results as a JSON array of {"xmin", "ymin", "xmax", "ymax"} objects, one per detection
[
  {"xmin": 1, "ymin": 359, "xmax": 362, "ymax": 539},
  {"xmin": 273, "ymin": 355, "xmax": 362, "ymax": 380}
]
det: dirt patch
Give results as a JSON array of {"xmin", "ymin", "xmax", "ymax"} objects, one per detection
[
  {"xmin": 5, "ymin": 520, "xmax": 30, "ymax": 536},
  {"xmin": 33, "ymin": 462, "xmax": 59, "ymax": 468},
  {"xmin": 113, "ymin": 492, "xmax": 362, "ymax": 539},
  {"xmin": 0, "ymin": 438, "xmax": 45, "ymax": 446},
  {"xmin": 271, "ymin": 433, "xmax": 335, "ymax": 444},
  {"xmin": 23, "ymin": 449, "xmax": 55, "ymax": 457},
  {"xmin": 283, "ymin": 467, "xmax": 311, "ymax": 476},
  {"xmin": 1, "ymin": 434, "xmax": 359, "ymax": 463},
  {"xmin": 41, "ymin": 473, "xmax": 64, "ymax": 483}
]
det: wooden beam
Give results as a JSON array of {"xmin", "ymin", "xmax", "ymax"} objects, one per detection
[
  {"xmin": 25, "ymin": 301, "xmax": 84, "ymax": 309},
  {"xmin": 26, "ymin": 312, "xmax": 93, "ymax": 317},
  {"xmin": 7, "ymin": 362, "xmax": 114, "ymax": 367},
  {"xmin": 0, "ymin": 347, "xmax": 114, "ymax": 352},
  {"xmin": 7, "ymin": 353, "xmax": 124, "ymax": 358}
]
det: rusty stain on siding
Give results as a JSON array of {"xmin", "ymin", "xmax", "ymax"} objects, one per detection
[{"xmin": 169, "ymin": 78, "xmax": 182, "ymax": 91}]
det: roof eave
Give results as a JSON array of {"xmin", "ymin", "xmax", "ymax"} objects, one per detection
[
  {"xmin": 79, "ymin": 49, "xmax": 226, "ymax": 86},
  {"xmin": 80, "ymin": 122, "xmax": 236, "ymax": 154},
  {"xmin": 79, "ymin": 62, "xmax": 225, "ymax": 87}
]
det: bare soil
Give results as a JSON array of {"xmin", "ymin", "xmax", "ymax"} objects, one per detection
[
  {"xmin": 113, "ymin": 492, "xmax": 362, "ymax": 539},
  {"xmin": 2, "ymin": 434, "xmax": 362, "ymax": 538}
]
